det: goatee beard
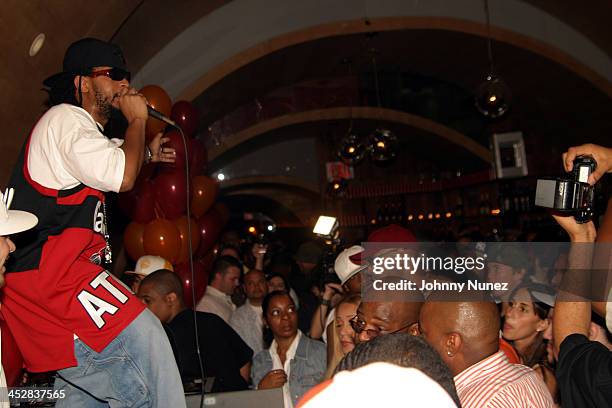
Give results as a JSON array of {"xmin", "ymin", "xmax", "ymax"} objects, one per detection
[{"xmin": 94, "ymin": 90, "xmax": 113, "ymax": 121}]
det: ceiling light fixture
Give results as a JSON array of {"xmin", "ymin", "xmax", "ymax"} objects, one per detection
[
  {"xmin": 475, "ymin": 0, "xmax": 511, "ymax": 118},
  {"xmin": 29, "ymin": 33, "xmax": 46, "ymax": 57},
  {"xmin": 368, "ymin": 51, "xmax": 398, "ymax": 164}
]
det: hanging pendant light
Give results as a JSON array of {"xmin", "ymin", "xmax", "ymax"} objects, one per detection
[
  {"xmin": 475, "ymin": 0, "xmax": 511, "ymax": 118},
  {"xmin": 368, "ymin": 53, "xmax": 398, "ymax": 165},
  {"xmin": 338, "ymin": 132, "xmax": 367, "ymax": 165},
  {"xmin": 369, "ymin": 128, "xmax": 398, "ymax": 163},
  {"xmin": 336, "ymin": 58, "xmax": 367, "ymax": 165}
]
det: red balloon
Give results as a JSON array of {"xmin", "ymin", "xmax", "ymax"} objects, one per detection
[
  {"xmin": 140, "ymin": 85, "xmax": 172, "ymax": 140},
  {"xmin": 118, "ymin": 189, "xmax": 137, "ymax": 218},
  {"xmin": 131, "ymin": 179, "xmax": 156, "ymax": 223},
  {"xmin": 143, "ymin": 218, "xmax": 181, "ymax": 263},
  {"xmin": 174, "ymin": 215, "xmax": 201, "ymax": 264},
  {"xmin": 124, "ymin": 221, "xmax": 146, "ymax": 261},
  {"xmin": 160, "ymin": 130, "xmax": 187, "ymax": 172},
  {"xmin": 171, "ymin": 100, "xmax": 199, "ymax": 138},
  {"xmin": 174, "ymin": 260, "xmax": 208, "ymax": 308},
  {"xmin": 196, "ymin": 209, "xmax": 223, "ymax": 257},
  {"xmin": 152, "ymin": 170, "xmax": 187, "ymax": 219},
  {"xmin": 191, "ymin": 176, "xmax": 218, "ymax": 218},
  {"xmin": 188, "ymin": 138, "xmax": 208, "ymax": 176}
]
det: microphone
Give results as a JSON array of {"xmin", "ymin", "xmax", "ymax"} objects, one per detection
[{"xmin": 147, "ymin": 105, "xmax": 178, "ymax": 128}]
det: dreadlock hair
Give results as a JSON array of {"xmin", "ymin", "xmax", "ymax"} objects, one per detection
[{"xmin": 45, "ymin": 74, "xmax": 80, "ymax": 107}]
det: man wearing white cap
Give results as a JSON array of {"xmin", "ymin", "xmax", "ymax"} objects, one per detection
[
  {"xmin": 0, "ymin": 188, "xmax": 38, "ymax": 408},
  {"xmin": 125, "ymin": 255, "xmax": 173, "ymax": 293},
  {"xmin": 310, "ymin": 246, "xmax": 366, "ymax": 342}
]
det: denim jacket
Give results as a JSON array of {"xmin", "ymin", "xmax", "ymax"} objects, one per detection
[{"xmin": 251, "ymin": 335, "xmax": 327, "ymax": 406}]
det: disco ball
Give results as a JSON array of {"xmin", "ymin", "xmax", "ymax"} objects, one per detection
[
  {"xmin": 337, "ymin": 133, "xmax": 366, "ymax": 165},
  {"xmin": 475, "ymin": 75, "xmax": 511, "ymax": 118},
  {"xmin": 369, "ymin": 128, "xmax": 398, "ymax": 164}
]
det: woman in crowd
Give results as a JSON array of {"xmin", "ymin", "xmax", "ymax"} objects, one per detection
[
  {"xmin": 503, "ymin": 282, "xmax": 557, "ymax": 401},
  {"xmin": 267, "ymin": 273, "xmax": 300, "ymax": 308},
  {"xmin": 503, "ymin": 282, "xmax": 555, "ymax": 366},
  {"xmin": 251, "ymin": 291, "xmax": 326, "ymax": 408},
  {"xmin": 324, "ymin": 294, "xmax": 360, "ymax": 378}
]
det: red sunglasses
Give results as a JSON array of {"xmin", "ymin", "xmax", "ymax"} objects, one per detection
[{"xmin": 89, "ymin": 68, "xmax": 131, "ymax": 82}]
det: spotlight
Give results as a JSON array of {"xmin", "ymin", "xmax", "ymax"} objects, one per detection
[
  {"xmin": 475, "ymin": 75, "xmax": 511, "ymax": 118},
  {"xmin": 337, "ymin": 134, "xmax": 366, "ymax": 165},
  {"xmin": 313, "ymin": 216, "xmax": 339, "ymax": 239},
  {"xmin": 369, "ymin": 128, "xmax": 398, "ymax": 164}
]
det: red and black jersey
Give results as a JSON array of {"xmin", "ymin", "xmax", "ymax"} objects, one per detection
[{"xmin": 1, "ymin": 132, "xmax": 144, "ymax": 373}]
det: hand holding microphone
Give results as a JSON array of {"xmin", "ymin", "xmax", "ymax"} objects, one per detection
[
  {"xmin": 118, "ymin": 87, "xmax": 177, "ymax": 127},
  {"xmin": 117, "ymin": 87, "xmax": 148, "ymax": 123}
]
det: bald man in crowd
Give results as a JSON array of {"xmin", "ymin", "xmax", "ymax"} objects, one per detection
[
  {"xmin": 351, "ymin": 274, "xmax": 423, "ymax": 343},
  {"xmin": 419, "ymin": 291, "xmax": 553, "ymax": 407}
]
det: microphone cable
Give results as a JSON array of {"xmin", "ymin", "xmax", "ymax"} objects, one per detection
[{"xmin": 166, "ymin": 122, "xmax": 208, "ymax": 408}]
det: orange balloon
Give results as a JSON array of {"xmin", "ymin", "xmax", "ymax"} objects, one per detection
[
  {"xmin": 140, "ymin": 85, "xmax": 172, "ymax": 140},
  {"xmin": 143, "ymin": 218, "xmax": 181, "ymax": 263},
  {"xmin": 191, "ymin": 176, "xmax": 219, "ymax": 218},
  {"xmin": 124, "ymin": 222, "xmax": 146, "ymax": 261},
  {"xmin": 174, "ymin": 215, "xmax": 201, "ymax": 264}
]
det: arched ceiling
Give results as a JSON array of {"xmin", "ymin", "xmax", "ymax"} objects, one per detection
[{"xmin": 2, "ymin": 0, "xmax": 611, "ymax": 190}]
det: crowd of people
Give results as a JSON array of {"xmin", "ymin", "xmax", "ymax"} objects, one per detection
[{"xmin": 0, "ymin": 36, "xmax": 610, "ymax": 408}]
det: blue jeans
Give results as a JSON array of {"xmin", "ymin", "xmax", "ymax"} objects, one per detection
[{"xmin": 53, "ymin": 309, "xmax": 186, "ymax": 408}]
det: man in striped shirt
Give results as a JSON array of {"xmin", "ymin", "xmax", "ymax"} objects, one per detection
[{"xmin": 419, "ymin": 291, "xmax": 554, "ymax": 407}]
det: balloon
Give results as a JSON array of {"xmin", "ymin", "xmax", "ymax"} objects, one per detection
[
  {"xmin": 140, "ymin": 85, "xmax": 172, "ymax": 140},
  {"xmin": 131, "ymin": 179, "xmax": 156, "ymax": 223},
  {"xmin": 214, "ymin": 202, "xmax": 230, "ymax": 225},
  {"xmin": 143, "ymin": 218, "xmax": 181, "ymax": 263},
  {"xmin": 118, "ymin": 170, "xmax": 155, "ymax": 219},
  {"xmin": 152, "ymin": 170, "xmax": 187, "ymax": 219},
  {"xmin": 124, "ymin": 221, "xmax": 146, "ymax": 261},
  {"xmin": 174, "ymin": 215, "xmax": 201, "ymax": 264},
  {"xmin": 196, "ymin": 208, "xmax": 223, "ymax": 257},
  {"xmin": 118, "ymin": 189, "xmax": 137, "ymax": 218},
  {"xmin": 170, "ymin": 100, "xmax": 199, "ymax": 138},
  {"xmin": 188, "ymin": 138, "xmax": 208, "ymax": 176},
  {"xmin": 191, "ymin": 176, "xmax": 218, "ymax": 218},
  {"xmin": 160, "ymin": 130, "xmax": 187, "ymax": 172},
  {"xmin": 174, "ymin": 260, "xmax": 208, "ymax": 308}
]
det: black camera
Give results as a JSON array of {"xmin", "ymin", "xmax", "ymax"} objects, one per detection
[{"xmin": 535, "ymin": 155, "xmax": 597, "ymax": 223}]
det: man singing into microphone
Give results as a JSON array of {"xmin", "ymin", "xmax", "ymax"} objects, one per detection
[{"xmin": 2, "ymin": 38, "xmax": 186, "ymax": 407}]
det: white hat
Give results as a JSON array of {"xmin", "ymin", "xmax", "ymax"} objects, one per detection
[
  {"xmin": 300, "ymin": 362, "xmax": 457, "ymax": 407},
  {"xmin": 126, "ymin": 255, "xmax": 173, "ymax": 277},
  {"xmin": 0, "ymin": 188, "xmax": 38, "ymax": 236},
  {"xmin": 334, "ymin": 245, "xmax": 367, "ymax": 285}
]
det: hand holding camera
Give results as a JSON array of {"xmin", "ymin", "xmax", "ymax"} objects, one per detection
[
  {"xmin": 535, "ymin": 144, "xmax": 611, "ymax": 223},
  {"xmin": 563, "ymin": 143, "xmax": 612, "ymax": 185}
]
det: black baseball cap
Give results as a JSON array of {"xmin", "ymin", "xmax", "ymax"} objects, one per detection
[{"xmin": 43, "ymin": 38, "xmax": 128, "ymax": 88}]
